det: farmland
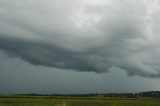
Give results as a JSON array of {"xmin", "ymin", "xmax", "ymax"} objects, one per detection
[{"xmin": 0, "ymin": 96, "xmax": 160, "ymax": 106}]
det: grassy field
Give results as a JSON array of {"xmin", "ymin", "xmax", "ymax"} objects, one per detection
[{"xmin": 0, "ymin": 96, "xmax": 160, "ymax": 106}]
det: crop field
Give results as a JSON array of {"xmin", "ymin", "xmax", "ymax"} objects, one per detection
[{"xmin": 0, "ymin": 96, "xmax": 160, "ymax": 106}]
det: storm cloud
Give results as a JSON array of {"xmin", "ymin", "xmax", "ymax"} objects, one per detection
[{"xmin": 1, "ymin": 0, "xmax": 160, "ymax": 78}]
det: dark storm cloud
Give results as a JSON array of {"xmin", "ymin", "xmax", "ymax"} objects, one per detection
[
  {"xmin": 1, "ymin": 0, "xmax": 160, "ymax": 78},
  {"xmin": 0, "ymin": 36, "xmax": 98, "ymax": 72}
]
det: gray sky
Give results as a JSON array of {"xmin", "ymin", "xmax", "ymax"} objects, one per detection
[{"xmin": 0, "ymin": 0, "xmax": 160, "ymax": 94}]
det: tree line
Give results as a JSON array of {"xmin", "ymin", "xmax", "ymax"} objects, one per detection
[{"xmin": 15, "ymin": 91, "xmax": 160, "ymax": 98}]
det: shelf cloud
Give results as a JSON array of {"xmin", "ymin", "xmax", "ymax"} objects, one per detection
[{"xmin": 1, "ymin": 0, "xmax": 160, "ymax": 78}]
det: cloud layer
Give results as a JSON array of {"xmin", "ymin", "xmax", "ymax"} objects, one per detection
[{"xmin": 1, "ymin": 0, "xmax": 160, "ymax": 78}]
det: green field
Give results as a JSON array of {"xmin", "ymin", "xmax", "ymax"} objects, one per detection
[{"xmin": 0, "ymin": 96, "xmax": 160, "ymax": 106}]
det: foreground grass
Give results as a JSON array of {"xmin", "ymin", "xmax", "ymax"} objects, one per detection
[{"xmin": 0, "ymin": 96, "xmax": 160, "ymax": 106}]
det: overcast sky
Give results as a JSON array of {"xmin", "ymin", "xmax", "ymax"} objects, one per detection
[{"xmin": 0, "ymin": 0, "xmax": 160, "ymax": 94}]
